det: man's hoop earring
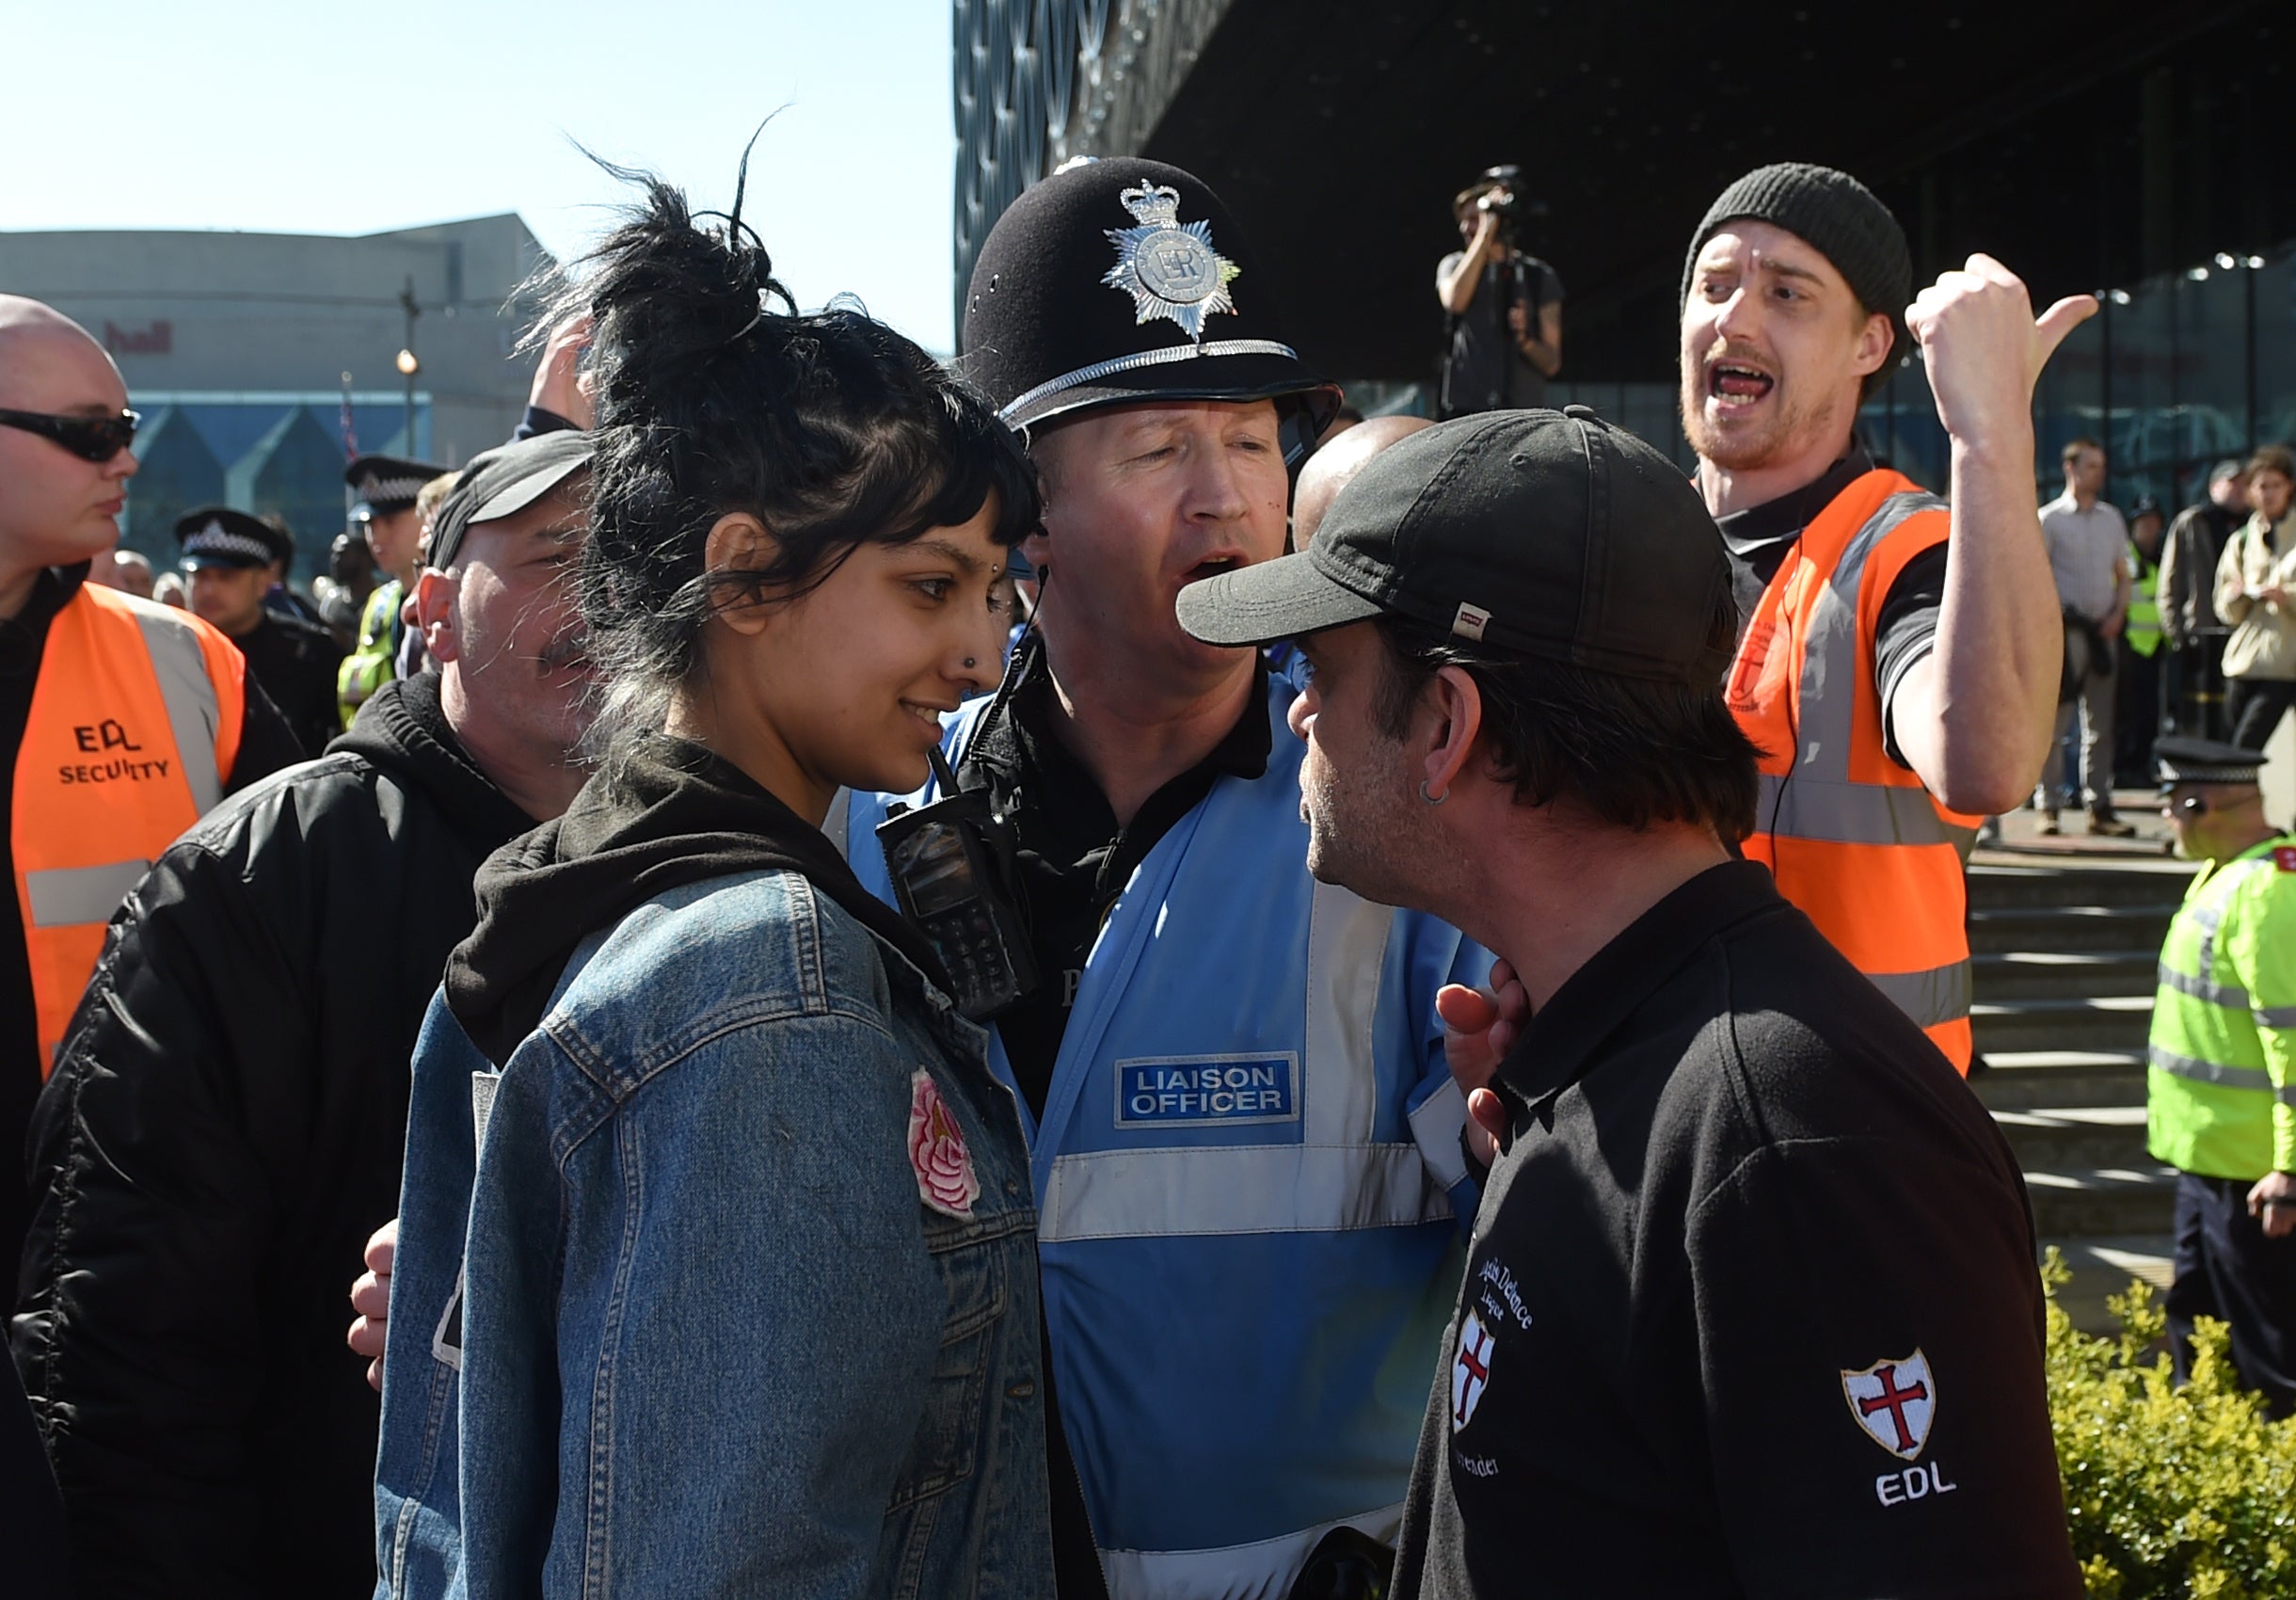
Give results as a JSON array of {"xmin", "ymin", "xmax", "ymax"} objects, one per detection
[{"xmin": 1420, "ymin": 781, "xmax": 1447, "ymax": 807}]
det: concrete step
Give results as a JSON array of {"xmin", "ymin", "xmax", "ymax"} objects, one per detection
[
  {"xmin": 2044, "ymin": 1233, "xmax": 2176, "ymax": 1337},
  {"xmin": 1972, "ymin": 949, "xmax": 2158, "ymax": 1000},
  {"xmin": 1972, "ymin": 1048, "xmax": 2147, "ymax": 1111},
  {"xmin": 1991, "ymin": 1104, "xmax": 2150, "ymax": 1170},
  {"xmin": 1973, "ymin": 994, "xmax": 2154, "ymax": 1055},
  {"xmin": 1968, "ymin": 861, "xmax": 2196, "ymax": 911},
  {"xmin": 2022, "ymin": 1162, "xmax": 2177, "ymax": 1237},
  {"xmin": 1968, "ymin": 904, "xmax": 2179, "ymax": 954}
]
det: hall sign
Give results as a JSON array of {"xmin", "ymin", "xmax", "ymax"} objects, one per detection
[{"xmin": 104, "ymin": 321, "xmax": 172, "ymax": 356}]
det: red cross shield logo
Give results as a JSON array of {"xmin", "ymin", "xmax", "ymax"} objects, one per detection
[
  {"xmin": 1842, "ymin": 1349, "xmax": 1937, "ymax": 1461},
  {"xmin": 1451, "ymin": 1308, "xmax": 1495, "ymax": 1433}
]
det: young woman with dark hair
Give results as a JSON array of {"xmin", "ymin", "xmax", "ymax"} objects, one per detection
[{"xmin": 371, "ymin": 174, "xmax": 1052, "ymax": 1599}]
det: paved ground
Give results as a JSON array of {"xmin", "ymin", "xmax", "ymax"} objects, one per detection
[{"xmin": 1972, "ymin": 786, "xmax": 2184, "ymax": 864}]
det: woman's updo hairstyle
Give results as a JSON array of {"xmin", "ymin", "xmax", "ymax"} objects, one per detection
[{"xmin": 559, "ymin": 160, "xmax": 1039, "ymax": 767}]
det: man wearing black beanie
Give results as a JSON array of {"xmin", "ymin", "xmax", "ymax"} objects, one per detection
[{"xmin": 1676, "ymin": 161, "xmax": 2090, "ymax": 1074}]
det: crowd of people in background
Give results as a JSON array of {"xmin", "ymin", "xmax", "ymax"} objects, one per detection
[{"xmin": 0, "ymin": 140, "xmax": 2288, "ymax": 1600}]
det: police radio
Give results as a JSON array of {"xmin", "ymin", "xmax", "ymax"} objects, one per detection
[{"xmin": 876, "ymin": 746, "xmax": 1039, "ymax": 1021}]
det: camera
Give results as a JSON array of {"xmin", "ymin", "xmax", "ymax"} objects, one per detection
[{"xmin": 1467, "ymin": 164, "xmax": 1546, "ymax": 242}]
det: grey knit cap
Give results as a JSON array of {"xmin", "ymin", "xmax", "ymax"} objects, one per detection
[{"xmin": 1681, "ymin": 163, "xmax": 1912, "ymax": 360}]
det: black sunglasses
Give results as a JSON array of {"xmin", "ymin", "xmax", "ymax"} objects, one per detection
[
  {"xmin": 2161, "ymin": 791, "xmax": 2211, "ymax": 816},
  {"xmin": 0, "ymin": 407, "xmax": 140, "ymax": 463}
]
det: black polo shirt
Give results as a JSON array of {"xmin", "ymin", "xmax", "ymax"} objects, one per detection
[{"xmin": 1391, "ymin": 861, "xmax": 2080, "ymax": 1599}]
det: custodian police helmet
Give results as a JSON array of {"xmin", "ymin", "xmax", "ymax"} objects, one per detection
[{"xmin": 961, "ymin": 157, "xmax": 1340, "ymax": 460}]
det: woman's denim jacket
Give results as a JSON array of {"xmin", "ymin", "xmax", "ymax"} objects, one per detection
[{"xmin": 374, "ymin": 869, "xmax": 1051, "ymax": 1599}]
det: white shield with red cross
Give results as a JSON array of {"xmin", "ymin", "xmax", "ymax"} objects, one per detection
[
  {"xmin": 1451, "ymin": 1308, "xmax": 1495, "ymax": 1433},
  {"xmin": 1842, "ymin": 1349, "xmax": 1937, "ymax": 1461}
]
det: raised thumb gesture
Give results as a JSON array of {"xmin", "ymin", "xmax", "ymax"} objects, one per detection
[{"xmin": 1906, "ymin": 254, "xmax": 2097, "ymax": 446}]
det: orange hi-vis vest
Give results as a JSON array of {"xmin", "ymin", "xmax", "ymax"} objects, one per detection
[
  {"xmin": 13, "ymin": 581, "xmax": 245, "ymax": 1073},
  {"xmin": 1728, "ymin": 468, "xmax": 1981, "ymax": 1072}
]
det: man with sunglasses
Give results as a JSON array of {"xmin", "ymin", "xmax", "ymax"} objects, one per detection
[
  {"xmin": 2146, "ymin": 734, "xmax": 2296, "ymax": 1418},
  {"xmin": 0, "ymin": 296, "xmax": 302, "ymax": 1257}
]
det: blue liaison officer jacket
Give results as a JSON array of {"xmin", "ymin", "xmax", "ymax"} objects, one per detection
[{"xmin": 840, "ymin": 665, "xmax": 1490, "ymax": 1599}]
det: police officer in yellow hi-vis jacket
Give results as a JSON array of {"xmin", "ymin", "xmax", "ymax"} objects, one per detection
[{"xmin": 2148, "ymin": 734, "xmax": 2296, "ymax": 1416}]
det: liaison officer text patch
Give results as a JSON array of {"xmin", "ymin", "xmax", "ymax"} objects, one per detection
[{"xmin": 1114, "ymin": 1053, "xmax": 1299, "ymax": 1127}]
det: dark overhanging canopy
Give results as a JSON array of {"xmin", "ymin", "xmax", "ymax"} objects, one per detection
[{"xmin": 1098, "ymin": 0, "xmax": 2290, "ymax": 384}]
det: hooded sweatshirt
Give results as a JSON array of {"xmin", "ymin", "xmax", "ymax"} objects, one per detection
[{"xmin": 446, "ymin": 735, "xmax": 949, "ymax": 1067}]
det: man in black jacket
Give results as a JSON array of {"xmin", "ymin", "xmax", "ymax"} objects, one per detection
[{"xmin": 11, "ymin": 432, "xmax": 594, "ymax": 1599}]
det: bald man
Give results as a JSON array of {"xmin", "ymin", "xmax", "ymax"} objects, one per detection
[
  {"xmin": 1298, "ymin": 414, "xmax": 1435, "ymax": 543},
  {"xmin": 0, "ymin": 297, "xmax": 300, "ymax": 1257}
]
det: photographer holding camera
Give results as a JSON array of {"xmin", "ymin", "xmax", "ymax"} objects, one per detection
[{"xmin": 1435, "ymin": 166, "xmax": 1564, "ymax": 416}]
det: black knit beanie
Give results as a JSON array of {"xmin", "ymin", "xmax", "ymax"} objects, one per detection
[{"xmin": 1681, "ymin": 163, "xmax": 1912, "ymax": 366}]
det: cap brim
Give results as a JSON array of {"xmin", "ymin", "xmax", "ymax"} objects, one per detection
[
  {"xmin": 466, "ymin": 450, "xmax": 587, "ymax": 523},
  {"xmin": 1176, "ymin": 551, "xmax": 1387, "ymax": 648},
  {"xmin": 1007, "ymin": 350, "xmax": 1341, "ymax": 436}
]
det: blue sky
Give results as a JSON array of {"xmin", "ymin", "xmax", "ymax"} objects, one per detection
[{"xmin": 0, "ymin": 0, "xmax": 958, "ymax": 350}]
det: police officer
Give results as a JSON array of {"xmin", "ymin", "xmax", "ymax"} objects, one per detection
[
  {"xmin": 843, "ymin": 157, "xmax": 1488, "ymax": 1598},
  {"xmin": 339, "ymin": 453, "xmax": 450, "ymax": 725},
  {"xmin": 1178, "ymin": 408, "xmax": 2081, "ymax": 1598},
  {"xmin": 2147, "ymin": 735, "xmax": 2296, "ymax": 1417},
  {"xmin": 177, "ymin": 505, "xmax": 344, "ymax": 757}
]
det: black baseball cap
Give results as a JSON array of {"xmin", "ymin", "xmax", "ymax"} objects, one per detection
[
  {"xmin": 961, "ymin": 157, "xmax": 1339, "ymax": 452},
  {"xmin": 175, "ymin": 505, "xmax": 289, "ymax": 570},
  {"xmin": 1176, "ymin": 407, "xmax": 1733, "ymax": 686},
  {"xmin": 423, "ymin": 431, "xmax": 592, "ymax": 571}
]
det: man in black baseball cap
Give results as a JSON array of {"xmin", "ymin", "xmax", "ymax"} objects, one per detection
[
  {"xmin": 176, "ymin": 505, "xmax": 343, "ymax": 755},
  {"xmin": 1681, "ymin": 160, "xmax": 2093, "ymax": 1071},
  {"xmin": 19, "ymin": 432, "xmax": 596, "ymax": 1600},
  {"xmin": 1179, "ymin": 407, "xmax": 2081, "ymax": 1599},
  {"xmin": 840, "ymin": 156, "xmax": 1489, "ymax": 1599}
]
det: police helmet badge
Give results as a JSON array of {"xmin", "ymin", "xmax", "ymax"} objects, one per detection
[{"xmin": 1102, "ymin": 182, "xmax": 1241, "ymax": 341}]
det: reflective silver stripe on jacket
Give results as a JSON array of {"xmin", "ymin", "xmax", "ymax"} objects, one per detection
[
  {"xmin": 132, "ymin": 605, "xmax": 224, "ymax": 812},
  {"xmin": 2157, "ymin": 962, "xmax": 2250, "ymax": 1011},
  {"xmin": 1759, "ymin": 488, "xmax": 1973, "ymax": 1025},
  {"xmin": 1866, "ymin": 962, "xmax": 1975, "ymax": 1031},
  {"xmin": 1760, "ymin": 491, "xmax": 1970, "ymax": 856},
  {"xmin": 26, "ymin": 859, "xmax": 150, "ymax": 927},
  {"xmin": 2148, "ymin": 1045, "xmax": 2273, "ymax": 1093},
  {"xmin": 1097, "ymin": 1501, "xmax": 1407, "ymax": 1600},
  {"xmin": 2256, "ymin": 1005, "xmax": 2296, "ymax": 1030},
  {"xmin": 1756, "ymin": 773, "xmax": 1969, "ymax": 848},
  {"xmin": 1779, "ymin": 489, "xmax": 1947, "ymax": 787},
  {"xmin": 1038, "ymin": 1143, "xmax": 1450, "ymax": 1241}
]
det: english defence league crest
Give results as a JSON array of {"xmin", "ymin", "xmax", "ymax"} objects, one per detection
[{"xmin": 1102, "ymin": 183, "xmax": 1241, "ymax": 340}]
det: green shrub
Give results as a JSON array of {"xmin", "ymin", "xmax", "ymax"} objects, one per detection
[{"xmin": 2045, "ymin": 1249, "xmax": 2296, "ymax": 1597}]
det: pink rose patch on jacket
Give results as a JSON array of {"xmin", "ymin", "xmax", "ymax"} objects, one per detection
[{"xmin": 908, "ymin": 1067, "xmax": 981, "ymax": 1218}]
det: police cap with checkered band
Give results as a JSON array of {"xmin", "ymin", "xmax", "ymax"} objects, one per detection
[
  {"xmin": 960, "ymin": 157, "xmax": 1340, "ymax": 457},
  {"xmin": 344, "ymin": 453, "xmax": 451, "ymax": 517},
  {"xmin": 175, "ymin": 504, "xmax": 292, "ymax": 571}
]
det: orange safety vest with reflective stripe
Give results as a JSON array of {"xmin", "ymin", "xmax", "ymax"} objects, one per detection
[
  {"xmin": 1727, "ymin": 468, "xmax": 1982, "ymax": 1071},
  {"xmin": 11, "ymin": 581, "xmax": 245, "ymax": 1073}
]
